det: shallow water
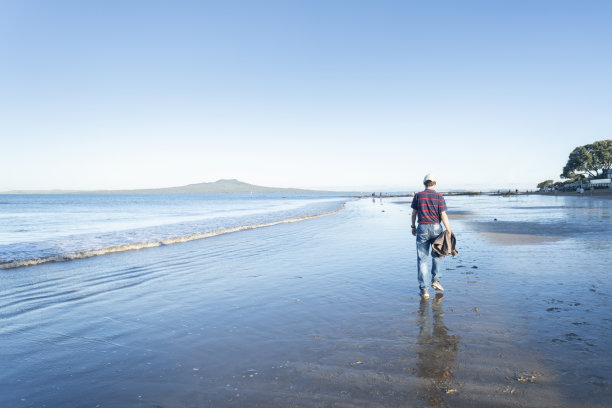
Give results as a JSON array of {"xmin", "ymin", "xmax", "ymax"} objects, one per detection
[
  {"xmin": 0, "ymin": 194, "xmax": 611, "ymax": 407},
  {"xmin": 0, "ymin": 194, "xmax": 346, "ymax": 269}
]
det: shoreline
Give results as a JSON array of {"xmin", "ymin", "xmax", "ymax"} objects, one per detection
[
  {"xmin": 356, "ymin": 190, "xmax": 612, "ymax": 199},
  {"xmin": 0, "ymin": 203, "xmax": 347, "ymax": 271},
  {"xmin": 534, "ymin": 189, "xmax": 612, "ymax": 198}
]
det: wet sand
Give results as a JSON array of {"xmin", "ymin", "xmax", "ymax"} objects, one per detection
[
  {"xmin": 1, "ymin": 196, "xmax": 611, "ymax": 407},
  {"xmin": 479, "ymin": 232, "xmax": 562, "ymax": 245}
]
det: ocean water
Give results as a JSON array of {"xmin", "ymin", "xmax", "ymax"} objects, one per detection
[
  {"xmin": 1, "ymin": 194, "xmax": 611, "ymax": 407},
  {"xmin": 0, "ymin": 193, "xmax": 348, "ymax": 269}
]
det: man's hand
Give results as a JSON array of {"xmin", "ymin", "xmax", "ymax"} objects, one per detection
[{"xmin": 411, "ymin": 226, "xmax": 417, "ymax": 236}]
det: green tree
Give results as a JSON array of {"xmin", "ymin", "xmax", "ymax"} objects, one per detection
[
  {"xmin": 561, "ymin": 139, "xmax": 612, "ymax": 179},
  {"xmin": 537, "ymin": 180, "xmax": 554, "ymax": 190},
  {"xmin": 553, "ymin": 180, "xmax": 572, "ymax": 189}
]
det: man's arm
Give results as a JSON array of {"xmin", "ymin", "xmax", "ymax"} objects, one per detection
[
  {"xmin": 440, "ymin": 211, "xmax": 451, "ymax": 233},
  {"xmin": 411, "ymin": 209, "xmax": 417, "ymax": 236}
]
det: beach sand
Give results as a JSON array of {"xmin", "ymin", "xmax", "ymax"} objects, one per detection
[
  {"xmin": 479, "ymin": 231, "xmax": 562, "ymax": 245},
  {"xmin": 1, "ymin": 196, "xmax": 611, "ymax": 407}
]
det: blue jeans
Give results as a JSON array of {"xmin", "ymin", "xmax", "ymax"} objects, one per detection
[{"xmin": 416, "ymin": 223, "xmax": 443, "ymax": 291}]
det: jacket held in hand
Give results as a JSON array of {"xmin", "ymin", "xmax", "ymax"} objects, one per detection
[{"xmin": 432, "ymin": 230, "xmax": 458, "ymax": 257}]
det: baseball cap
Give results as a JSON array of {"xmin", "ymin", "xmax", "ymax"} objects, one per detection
[{"xmin": 423, "ymin": 173, "xmax": 437, "ymax": 183}]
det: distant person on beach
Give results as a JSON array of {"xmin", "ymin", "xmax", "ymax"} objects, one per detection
[{"xmin": 411, "ymin": 174, "xmax": 452, "ymax": 300}]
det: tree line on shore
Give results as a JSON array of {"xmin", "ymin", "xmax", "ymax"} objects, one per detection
[{"xmin": 537, "ymin": 139, "xmax": 612, "ymax": 190}]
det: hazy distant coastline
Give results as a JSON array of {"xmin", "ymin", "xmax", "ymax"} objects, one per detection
[{"xmin": 1, "ymin": 179, "xmax": 331, "ymax": 195}]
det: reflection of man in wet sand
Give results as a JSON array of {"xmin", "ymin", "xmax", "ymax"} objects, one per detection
[{"xmin": 416, "ymin": 294, "xmax": 460, "ymax": 407}]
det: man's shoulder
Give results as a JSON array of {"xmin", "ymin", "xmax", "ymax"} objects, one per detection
[
  {"xmin": 420, "ymin": 190, "xmax": 444, "ymax": 198},
  {"xmin": 413, "ymin": 191, "xmax": 428, "ymax": 200}
]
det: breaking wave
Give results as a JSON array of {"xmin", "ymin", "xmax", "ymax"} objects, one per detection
[{"xmin": 0, "ymin": 203, "xmax": 345, "ymax": 270}]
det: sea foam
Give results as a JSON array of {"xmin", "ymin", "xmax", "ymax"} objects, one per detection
[{"xmin": 0, "ymin": 195, "xmax": 347, "ymax": 270}]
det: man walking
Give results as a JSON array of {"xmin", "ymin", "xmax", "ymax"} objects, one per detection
[{"xmin": 411, "ymin": 174, "xmax": 452, "ymax": 299}]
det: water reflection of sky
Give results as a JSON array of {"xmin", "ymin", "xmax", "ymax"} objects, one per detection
[
  {"xmin": 446, "ymin": 195, "xmax": 612, "ymax": 240},
  {"xmin": 433, "ymin": 194, "xmax": 612, "ymax": 406},
  {"xmin": 449, "ymin": 194, "xmax": 610, "ymax": 219}
]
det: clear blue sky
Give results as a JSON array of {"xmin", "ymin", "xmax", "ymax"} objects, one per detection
[{"xmin": 1, "ymin": 1, "xmax": 611, "ymax": 191}]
